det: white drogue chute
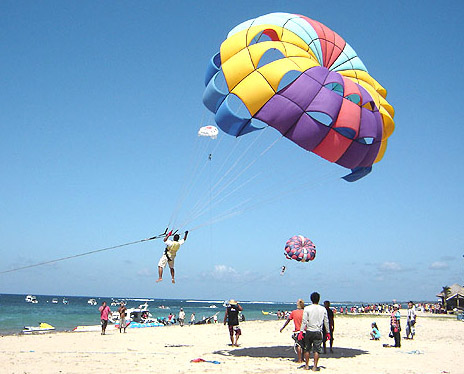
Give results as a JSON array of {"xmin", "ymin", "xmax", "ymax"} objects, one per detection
[{"xmin": 198, "ymin": 125, "xmax": 218, "ymax": 139}]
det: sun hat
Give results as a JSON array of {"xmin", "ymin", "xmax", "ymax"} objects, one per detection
[{"xmin": 229, "ymin": 299, "xmax": 237, "ymax": 305}]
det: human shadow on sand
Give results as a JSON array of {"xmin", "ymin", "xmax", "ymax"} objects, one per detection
[{"xmin": 213, "ymin": 346, "xmax": 368, "ymax": 360}]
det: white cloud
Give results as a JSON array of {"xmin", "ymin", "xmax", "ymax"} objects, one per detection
[
  {"xmin": 378, "ymin": 261, "xmax": 404, "ymax": 272},
  {"xmin": 429, "ymin": 261, "xmax": 449, "ymax": 270},
  {"xmin": 200, "ymin": 264, "xmax": 255, "ymax": 282},
  {"xmin": 136, "ymin": 268, "xmax": 153, "ymax": 277},
  {"xmin": 210, "ymin": 264, "xmax": 238, "ymax": 279}
]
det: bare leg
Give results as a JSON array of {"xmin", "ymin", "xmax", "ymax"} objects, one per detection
[
  {"xmin": 304, "ymin": 351, "xmax": 310, "ymax": 370},
  {"xmin": 234, "ymin": 333, "xmax": 240, "ymax": 346},
  {"xmin": 156, "ymin": 266, "xmax": 163, "ymax": 282},
  {"xmin": 297, "ymin": 346, "xmax": 303, "ymax": 363},
  {"xmin": 170, "ymin": 267, "xmax": 175, "ymax": 283},
  {"xmin": 312, "ymin": 352, "xmax": 319, "ymax": 371},
  {"xmin": 229, "ymin": 333, "xmax": 234, "ymax": 345}
]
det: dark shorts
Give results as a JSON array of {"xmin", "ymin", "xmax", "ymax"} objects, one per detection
[
  {"xmin": 101, "ymin": 319, "xmax": 108, "ymax": 329},
  {"xmin": 292, "ymin": 332, "xmax": 304, "ymax": 348},
  {"xmin": 303, "ymin": 331, "xmax": 323, "ymax": 353},
  {"xmin": 228, "ymin": 325, "xmax": 241, "ymax": 335}
]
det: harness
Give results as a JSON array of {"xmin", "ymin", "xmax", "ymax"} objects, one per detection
[{"xmin": 164, "ymin": 247, "xmax": 172, "ymax": 262}]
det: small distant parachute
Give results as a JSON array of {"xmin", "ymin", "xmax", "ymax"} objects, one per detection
[
  {"xmin": 198, "ymin": 125, "xmax": 219, "ymax": 139},
  {"xmin": 284, "ymin": 235, "xmax": 316, "ymax": 262},
  {"xmin": 280, "ymin": 265, "xmax": 286, "ymax": 275}
]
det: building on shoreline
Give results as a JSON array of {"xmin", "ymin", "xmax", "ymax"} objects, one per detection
[{"xmin": 436, "ymin": 284, "xmax": 464, "ymax": 311}]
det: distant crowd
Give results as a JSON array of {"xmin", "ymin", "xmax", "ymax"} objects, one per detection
[{"xmin": 276, "ymin": 301, "xmax": 446, "ymax": 318}]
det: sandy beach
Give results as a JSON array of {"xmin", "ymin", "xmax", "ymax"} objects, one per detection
[{"xmin": 1, "ymin": 312, "xmax": 463, "ymax": 374}]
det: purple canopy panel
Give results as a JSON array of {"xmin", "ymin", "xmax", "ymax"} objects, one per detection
[
  {"xmin": 324, "ymin": 70, "xmax": 345, "ymax": 85},
  {"xmin": 358, "ymin": 108, "xmax": 380, "ymax": 139},
  {"xmin": 285, "ymin": 114, "xmax": 330, "ymax": 152},
  {"xmin": 278, "ymin": 72, "xmax": 323, "ymax": 110},
  {"xmin": 305, "ymin": 86, "xmax": 343, "ymax": 120},
  {"xmin": 336, "ymin": 141, "xmax": 370, "ymax": 169},
  {"xmin": 255, "ymin": 95, "xmax": 303, "ymax": 135},
  {"xmin": 302, "ymin": 66, "xmax": 330, "ymax": 85}
]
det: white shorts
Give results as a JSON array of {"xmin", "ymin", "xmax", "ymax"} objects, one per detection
[{"xmin": 158, "ymin": 254, "xmax": 175, "ymax": 269}]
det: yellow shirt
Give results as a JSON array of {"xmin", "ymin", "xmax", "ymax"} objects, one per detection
[{"xmin": 165, "ymin": 239, "xmax": 184, "ymax": 259}]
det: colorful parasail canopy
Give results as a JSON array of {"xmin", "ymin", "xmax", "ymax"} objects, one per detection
[
  {"xmin": 203, "ymin": 13, "xmax": 395, "ymax": 181},
  {"xmin": 284, "ymin": 235, "xmax": 316, "ymax": 262}
]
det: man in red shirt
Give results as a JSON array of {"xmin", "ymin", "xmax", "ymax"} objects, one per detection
[
  {"xmin": 99, "ymin": 301, "xmax": 112, "ymax": 335},
  {"xmin": 280, "ymin": 299, "xmax": 305, "ymax": 363}
]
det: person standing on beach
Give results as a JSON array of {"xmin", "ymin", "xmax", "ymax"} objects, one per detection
[
  {"xmin": 224, "ymin": 300, "xmax": 243, "ymax": 347},
  {"xmin": 178, "ymin": 308, "xmax": 186, "ymax": 327},
  {"xmin": 156, "ymin": 231, "xmax": 189, "ymax": 284},
  {"xmin": 190, "ymin": 312, "xmax": 195, "ymax": 325},
  {"xmin": 118, "ymin": 302, "xmax": 127, "ymax": 333},
  {"xmin": 323, "ymin": 300, "xmax": 335, "ymax": 353},
  {"xmin": 299, "ymin": 292, "xmax": 330, "ymax": 371},
  {"xmin": 389, "ymin": 304, "xmax": 401, "ymax": 347},
  {"xmin": 99, "ymin": 301, "xmax": 111, "ymax": 335},
  {"xmin": 405, "ymin": 301, "xmax": 416, "ymax": 339},
  {"xmin": 280, "ymin": 298, "xmax": 305, "ymax": 363}
]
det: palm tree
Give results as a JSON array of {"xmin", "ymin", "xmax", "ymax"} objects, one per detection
[{"xmin": 441, "ymin": 286, "xmax": 451, "ymax": 311}]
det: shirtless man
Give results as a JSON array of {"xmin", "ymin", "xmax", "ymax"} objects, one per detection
[
  {"xmin": 118, "ymin": 302, "xmax": 127, "ymax": 333},
  {"xmin": 156, "ymin": 231, "xmax": 188, "ymax": 284}
]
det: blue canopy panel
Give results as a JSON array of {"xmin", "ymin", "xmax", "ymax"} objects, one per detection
[{"xmin": 342, "ymin": 166, "xmax": 372, "ymax": 182}]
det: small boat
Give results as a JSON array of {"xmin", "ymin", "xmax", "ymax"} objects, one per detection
[
  {"xmin": 25, "ymin": 295, "xmax": 38, "ymax": 303},
  {"xmin": 87, "ymin": 298, "xmax": 97, "ymax": 306},
  {"xmin": 23, "ymin": 322, "xmax": 55, "ymax": 334},
  {"xmin": 209, "ymin": 305, "xmax": 217, "ymax": 308},
  {"xmin": 195, "ymin": 312, "xmax": 219, "ymax": 325},
  {"xmin": 122, "ymin": 321, "xmax": 163, "ymax": 328},
  {"xmin": 73, "ymin": 325, "xmax": 101, "ymax": 332},
  {"xmin": 62, "ymin": 298, "xmax": 69, "ymax": 304},
  {"xmin": 262, "ymin": 310, "xmax": 269, "ymax": 315},
  {"xmin": 51, "ymin": 298, "xmax": 58, "ymax": 304}
]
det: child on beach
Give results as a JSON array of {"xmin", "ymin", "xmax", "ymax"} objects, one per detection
[{"xmin": 370, "ymin": 322, "xmax": 380, "ymax": 340}]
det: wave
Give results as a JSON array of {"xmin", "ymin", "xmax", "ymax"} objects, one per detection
[{"xmin": 185, "ymin": 300, "xmax": 224, "ymax": 303}]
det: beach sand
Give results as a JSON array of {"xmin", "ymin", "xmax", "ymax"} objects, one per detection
[{"xmin": 1, "ymin": 313, "xmax": 463, "ymax": 373}]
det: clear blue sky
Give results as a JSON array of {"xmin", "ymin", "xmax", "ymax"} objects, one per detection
[{"xmin": 1, "ymin": 0, "xmax": 463, "ymax": 303}]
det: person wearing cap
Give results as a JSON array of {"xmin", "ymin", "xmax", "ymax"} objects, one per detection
[
  {"xmin": 156, "ymin": 230, "xmax": 189, "ymax": 284},
  {"xmin": 118, "ymin": 301, "xmax": 127, "ymax": 333},
  {"xmin": 224, "ymin": 300, "xmax": 243, "ymax": 346},
  {"xmin": 389, "ymin": 304, "xmax": 401, "ymax": 347},
  {"xmin": 178, "ymin": 308, "xmax": 186, "ymax": 327}
]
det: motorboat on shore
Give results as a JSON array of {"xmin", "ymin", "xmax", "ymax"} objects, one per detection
[
  {"xmin": 25, "ymin": 295, "xmax": 38, "ymax": 304},
  {"xmin": 112, "ymin": 303, "xmax": 164, "ymax": 329},
  {"xmin": 194, "ymin": 312, "xmax": 219, "ymax": 325},
  {"xmin": 23, "ymin": 322, "xmax": 55, "ymax": 334}
]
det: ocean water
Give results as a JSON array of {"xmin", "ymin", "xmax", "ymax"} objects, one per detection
[
  {"xmin": 0, "ymin": 294, "xmax": 297, "ymax": 334},
  {"xmin": 0, "ymin": 293, "xmax": 411, "ymax": 335}
]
